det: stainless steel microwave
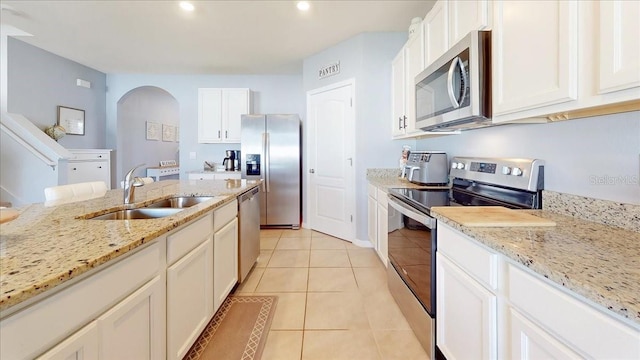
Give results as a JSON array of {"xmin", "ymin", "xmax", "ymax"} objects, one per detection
[{"xmin": 415, "ymin": 30, "xmax": 492, "ymax": 131}]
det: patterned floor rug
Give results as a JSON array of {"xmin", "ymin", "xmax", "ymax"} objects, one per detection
[{"xmin": 183, "ymin": 295, "xmax": 278, "ymax": 360}]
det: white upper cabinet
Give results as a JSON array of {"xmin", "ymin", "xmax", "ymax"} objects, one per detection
[
  {"xmin": 198, "ymin": 88, "xmax": 251, "ymax": 143},
  {"xmin": 447, "ymin": 0, "xmax": 490, "ymax": 48},
  {"xmin": 492, "ymin": 0, "xmax": 579, "ymax": 119},
  {"xmin": 491, "ymin": 0, "xmax": 639, "ymax": 124},
  {"xmin": 423, "ymin": 0, "xmax": 448, "ymax": 68},
  {"xmin": 599, "ymin": 0, "xmax": 640, "ymax": 94},
  {"xmin": 391, "ymin": 50, "xmax": 406, "ymax": 138},
  {"xmin": 391, "ymin": 28, "xmax": 426, "ymax": 138}
]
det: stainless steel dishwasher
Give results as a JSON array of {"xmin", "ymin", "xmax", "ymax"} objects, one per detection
[{"xmin": 238, "ymin": 186, "xmax": 260, "ymax": 282}]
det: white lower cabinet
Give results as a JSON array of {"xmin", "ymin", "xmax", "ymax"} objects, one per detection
[
  {"xmin": 437, "ymin": 222, "xmax": 640, "ymax": 359},
  {"xmin": 1, "ymin": 195, "xmax": 246, "ymax": 360},
  {"xmin": 375, "ymin": 188, "xmax": 389, "ymax": 267},
  {"xmin": 214, "ymin": 207, "xmax": 238, "ymax": 312},
  {"xmin": 508, "ymin": 308, "xmax": 580, "ymax": 359},
  {"xmin": 367, "ymin": 183, "xmax": 390, "ymax": 266},
  {"xmin": 36, "ymin": 322, "xmax": 99, "ymax": 360},
  {"xmin": 98, "ymin": 276, "xmax": 164, "ymax": 360},
  {"xmin": 167, "ymin": 239, "xmax": 214, "ymax": 360},
  {"xmin": 436, "ymin": 252, "xmax": 497, "ymax": 360},
  {"xmin": 188, "ymin": 172, "xmax": 241, "ymax": 180}
]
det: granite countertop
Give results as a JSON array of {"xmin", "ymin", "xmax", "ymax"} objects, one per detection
[
  {"xmin": 431, "ymin": 209, "xmax": 640, "ymax": 326},
  {"xmin": 0, "ymin": 179, "xmax": 260, "ymax": 314}
]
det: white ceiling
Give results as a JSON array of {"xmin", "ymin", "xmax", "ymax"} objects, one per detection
[{"xmin": 0, "ymin": 0, "xmax": 435, "ymax": 74}]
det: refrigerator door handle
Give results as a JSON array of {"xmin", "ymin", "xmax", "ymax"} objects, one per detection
[{"xmin": 263, "ymin": 132, "xmax": 270, "ymax": 193}]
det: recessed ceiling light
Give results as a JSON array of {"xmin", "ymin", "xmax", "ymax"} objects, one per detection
[
  {"xmin": 297, "ymin": 1, "xmax": 310, "ymax": 11},
  {"xmin": 179, "ymin": 1, "xmax": 195, "ymax": 12}
]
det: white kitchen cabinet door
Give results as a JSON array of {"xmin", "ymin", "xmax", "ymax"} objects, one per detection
[
  {"xmin": 599, "ymin": 0, "xmax": 640, "ymax": 94},
  {"xmin": 198, "ymin": 88, "xmax": 250, "ymax": 144},
  {"xmin": 198, "ymin": 88, "xmax": 224, "ymax": 143},
  {"xmin": 447, "ymin": 0, "xmax": 490, "ymax": 47},
  {"xmin": 36, "ymin": 322, "xmax": 99, "ymax": 360},
  {"xmin": 492, "ymin": 0, "xmax": 578, "ymax": 119},
  {"xmin": 167, "ymin": 238, "xmax": 214, "ymax": 360},
  {"xmin": 98, "ymin": 276, "xmax": 164, "ymax": 360},
  {"xmin": 223, "ymin": 89, "xmax": 249, "ymax": 143},
  {"xmin": 391, "ymin": 49, "xmax": 407, "ymax": 137},
  {"xmin": 376, "ymin": 202, "xmax": 388, "ymax": 267},
  {"xmin": 508, "ymin": 308, "xmax": 581, "ymax": 360},
  {"xmin": 367, "ymin": 195, "xmax": 377, "ymax": 249},
  {"xmin": 423, "ymin": 0, "xmax": 448, "ymax": 68},
  {"xmin": 214, "ymin": 217, "xmax": 238, "ymax": 312},
  {"xmin": 436, "ymin": 253, "xmax": 497, "ymax": 360},
  {"xmin": 404, "ymin": 30, "xmax": 425, "ymax": 136}
]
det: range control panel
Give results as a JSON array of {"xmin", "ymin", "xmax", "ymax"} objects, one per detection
[
  {"xmin": 450, "ymin": 157, "xmax": 545, "ymax": 191},
  {"xmin": 469, "ymin": 162, "xmax": 497, "ymax": 173}
]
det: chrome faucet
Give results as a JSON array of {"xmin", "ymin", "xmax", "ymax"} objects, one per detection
[{"xmin": 123, "ymin": 164, "xmax": 146, "ymax": 207}]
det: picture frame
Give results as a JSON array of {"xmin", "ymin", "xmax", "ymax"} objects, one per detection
[
  {"xmin": 162, "ymin": 124, "xmax": 176, "ymax": 142},
  {"xmin": 146, "ymin": 121, "xmax": 160, "ymax": 140},
  {"xmin": 57, "ymin": 106, "xmax": 85, "ymax": 135}
]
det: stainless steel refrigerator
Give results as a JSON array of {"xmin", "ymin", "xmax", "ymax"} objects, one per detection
[{"xmin": 241, "ymin": 114, "xmax": 301, "ymax": 229}]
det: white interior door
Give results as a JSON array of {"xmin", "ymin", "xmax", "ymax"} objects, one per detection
[{"xmin": 307, "ymin": 80, "xmax": 355, "ymax": 241}]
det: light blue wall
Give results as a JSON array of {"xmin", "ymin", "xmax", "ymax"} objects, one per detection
[
  {"xmin": 2, "ymin": 38, "xmax": 106, "ymax": 205},
  {"xmin": 303, "ymin": 32, "xmax": 412, "ymax": 242},
  {"xmin": 105, "ymin": 74, "xmax": 304, "ymax": 181},
  {"xmin": 416, "ymin": 111, "xmax": 640, "ymax": 205},
  {"xmin": 7, "ymin": 38, "xmax": 107, "ymax": 148}
]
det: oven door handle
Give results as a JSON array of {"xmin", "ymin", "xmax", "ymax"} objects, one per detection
[{"xmin": 388, "ymin": 197, "xmax": 436, "ymax": 229}]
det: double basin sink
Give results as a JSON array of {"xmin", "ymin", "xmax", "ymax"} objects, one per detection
[{"xmin": 88, "ymin": 196, "xmax": 216, "ymax": 220}]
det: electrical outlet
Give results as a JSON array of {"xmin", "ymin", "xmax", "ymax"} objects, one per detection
[{"xmin": 189, "ymin": 152, "xmax": 197, "ymax": 160}]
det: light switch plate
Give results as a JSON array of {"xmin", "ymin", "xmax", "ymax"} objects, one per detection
[{"xmin": 189, "ymin": 152, "xmax": 197, "ymax": 160}]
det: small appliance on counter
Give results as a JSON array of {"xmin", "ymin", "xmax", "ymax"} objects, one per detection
[
  {"xmin": 402, "ymin": 151, "xmax": 448, "ymax": 185},
  {"xmin": 222, "ymin": 150, "xmax": 240, "ymax": 171}
]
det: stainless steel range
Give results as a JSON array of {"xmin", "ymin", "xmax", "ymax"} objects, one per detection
[{"xmin": 386, "ymin": 157, "xmax": 545, "ymax": 359}]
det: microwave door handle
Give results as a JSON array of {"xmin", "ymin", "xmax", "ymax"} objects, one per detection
[
  {"xmin": 458, "ymin": 57, "xmax": 468, "ymax": 106},
  {"xmin": 447, "ymin": 56, "xmax": 462, "ymax": 109}
]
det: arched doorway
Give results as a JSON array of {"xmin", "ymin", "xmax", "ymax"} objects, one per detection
[{"xmin": 116, "ymin": 86, "xmax": 179, "ymax": 185}]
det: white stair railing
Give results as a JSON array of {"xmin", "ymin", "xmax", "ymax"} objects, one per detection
[{"xmin": 0, "ymin": 112, "xmax": 73, "ymax": 169}]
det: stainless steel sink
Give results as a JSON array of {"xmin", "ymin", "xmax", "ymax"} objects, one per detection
[
  {"xmin": 144, "ymin": 196, "xmax": 216, "ymax": 209},
  {"xmin": 88, "ymin": 208, "xmax": 183, "ymax": 220}
]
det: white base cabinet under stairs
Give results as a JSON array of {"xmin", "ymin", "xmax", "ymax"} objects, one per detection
[{"xmin": 0, "ymin": 200, "xmax": 240, "ymax": 360}]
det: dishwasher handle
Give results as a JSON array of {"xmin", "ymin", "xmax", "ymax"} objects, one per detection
[{"xmin": 239, "ymin": 186, "xmax": 259, "ymax": 202}]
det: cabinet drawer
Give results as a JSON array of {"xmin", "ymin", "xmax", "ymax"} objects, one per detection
[
  {"xmin": 508, "ymin": 263, "xmax": 640, "ymax": 358},
  {"xmin": 167, "ymin": 213, "xmax": 213, "ymax": 265},
  {"xmin": 376, "ymin": 188, "xmax": 388, "ymax": 208},
  {"xmin": 187, "ymin": 173, "xmax": 216, "ymax": 180},
  {"xmin": 214, "ymin": 200, "xmax": 238, "ymax": 232},
  {"xmin": 0, "ymin": 242, "xmax": 161, "ymax": 360},
  {"xmin": 437, "ymin": 223, "xmax": 498, "ymax": 290},
  {"xmin": 367, "ymin": 183, "xmax": 377, "ymax": 199},
  {"xmin": 70, "ymin": 151, "xmax": 110, "ymax": 161}
]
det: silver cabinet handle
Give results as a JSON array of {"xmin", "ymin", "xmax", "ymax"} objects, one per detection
[
  {"xmin": 398, "ymin": 117, "xmax": 403, "ymax": 130},
  {"xmin": 309, "ymin": 169, "xmax": 315, "ymax": 173},
  {"xmin": 347, "ymin": 158, "xmax": 352, "ymax": 166},
  {"xmin": 218, "ymin": 130, "xmax": 221, "ymax": 138}
]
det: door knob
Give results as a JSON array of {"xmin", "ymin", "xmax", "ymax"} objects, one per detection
[{"xmin": 309, "ymin": 169, "xmax": 315, "ymax": 173}]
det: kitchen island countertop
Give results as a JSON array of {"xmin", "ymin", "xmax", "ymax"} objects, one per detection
[
  {"xmin": 432, "ymin": 208, "xmax": 640, "ymax": 326},
  {"xmin": 0, "ymin": 179, "xmax": 260, "ymax": 314}
]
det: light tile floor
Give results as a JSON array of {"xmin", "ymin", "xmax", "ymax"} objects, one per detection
[{"xmin": 234, "ymin": 229, "xmax": 428, "ymax": 360}]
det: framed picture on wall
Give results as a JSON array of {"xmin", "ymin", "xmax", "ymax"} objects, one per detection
[
  {"xmin": 162, "ymin": 124, "xmax": 175, "ymax": 142},
  {"xmin": 146, "ymin": 121, "xmax": 160, "ymax": 140},
  {"xmin": 57, "ymin": 106, "xmax": 85, "ymax": 135}
]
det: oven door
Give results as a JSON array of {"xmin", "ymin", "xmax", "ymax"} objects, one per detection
[{"xmin": 387, "ymin": 197, "xmax": 436, "ymax": 316}]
